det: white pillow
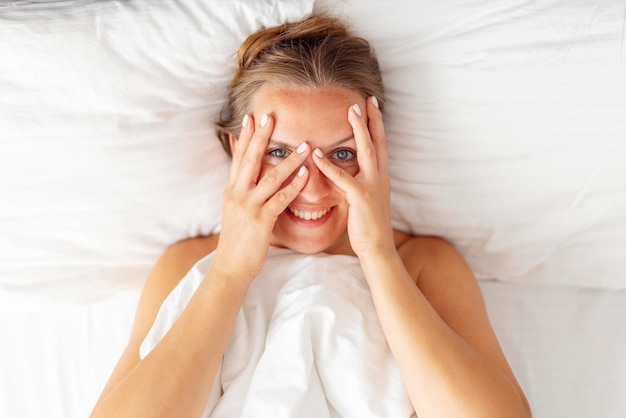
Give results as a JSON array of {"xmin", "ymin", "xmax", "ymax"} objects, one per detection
[
  {"xmin": 0, "ymin": 0, "xmax": 314, "ymax": 305},
  {"xmin": 315, "ymin": 0, "xmax": 626, "ymax": 288}
]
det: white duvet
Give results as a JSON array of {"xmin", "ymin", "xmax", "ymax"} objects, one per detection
[{"xmin": 140, "ymin": 247, "xmax": 415, "ymax": 417}]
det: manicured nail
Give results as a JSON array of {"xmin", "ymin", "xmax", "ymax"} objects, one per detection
[
  {"xmin": 297, "ymin": 165, "xmax": 307, "ymax": 177},
  {"xmin": 371, "ymin": 96, "xmax": 379, "ymax": 109},
  {"xmin": 296, "ymin": 142, "xmax": 308, "ymax": 154},
  {"xmin": 260, "ymin": 114, "xmax": 269, "ymax": 128},
  {"xmin": 242, "ymin": 114, "xmax": 249, "ymax": 128},
  {"xmin": 314, "ymin": 148, "xmax": 323, "ymax": 158},
  {"xmin": 353, "ymin": 104, "xmax": 362, "ymax": 117}
]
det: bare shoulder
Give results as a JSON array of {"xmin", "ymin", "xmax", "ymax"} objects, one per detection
[
  {"xmin": 395, "ymin": 235, "xmax": 485, "ymax": 328},
  {"xmin": 153, "ymin": 234, "xmax": 221, "ymax": 281},
  {"xmin": 394, "ymin": 234, "xmax": 529, "ymax": 412},
  {"xmin": 131, "ymin": 234, "xmax": 220, "ymax": 343},
  {"xmin": 96, "ymin": 235, "xmax": 219, "ymax": 403},
  {"xmin": 396, "ymin": 235, "xmax": 472, "ymax": 286}
]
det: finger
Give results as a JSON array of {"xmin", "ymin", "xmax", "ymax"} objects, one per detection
[
  {"xmin": 263, "ymin": 164, "xmax": 310, "ymax": 219},
  {"xmin": 236, "ymin": 113, "xmax": 273, "ymax": 189},
  {"xmin": 228, "ymin": 114, "xmax": 254, "ymax": 185},
  {"xmin": 312, "ymin": 147, "xmax": 358, "ymax": 193},
  {"xmin": 367, "ymin": 96, "xmax": 388, "ymax": 173},
  {"xmin": 252, "ymin": 142, "xmax": 311, "ymax": 203},
  {"xmin": 347, "ymin": 103, "xmax": 377, "ymax": 178}
]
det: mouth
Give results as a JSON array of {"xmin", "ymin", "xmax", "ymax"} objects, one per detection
[{"xmin": 287, "ymin": 206, "xmax": 332, "ymax": 221}]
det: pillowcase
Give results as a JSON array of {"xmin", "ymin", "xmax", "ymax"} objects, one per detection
[
  {"xmin": 0, "ymin": 1, "xmax": 85, "ymax": 6},
  {"xmin": 0, "ymin": 0, "xmax": 314, "ymax": 306},
  {"xmin": 315, "ymin": 0, "xmax": 626, "ymax": 288}
]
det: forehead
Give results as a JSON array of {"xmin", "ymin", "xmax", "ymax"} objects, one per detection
[{"xmin": 251, "ymin": 84, "xmax": 364, "ymax": 145}]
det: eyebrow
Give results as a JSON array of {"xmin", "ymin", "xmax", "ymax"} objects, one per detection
[
  {"xmin": 268, "ymin": 135, "xmax": 355, "ymax": 149},
  {"xmin": 329, "ymin": 135, "xmax": 356, "ymax": 148}
]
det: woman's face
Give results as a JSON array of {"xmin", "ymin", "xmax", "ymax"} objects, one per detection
[{"xmin": 248, "ymin": 84, "xmax": 368, "ymax": 254}]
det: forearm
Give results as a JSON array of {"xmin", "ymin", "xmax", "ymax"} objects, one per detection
[
  {"xmin": 360, "ymin": 251, "xmax": 530, "ymax": 418},
  {"xmin": 91, "ymin": 268, "xmax": 248, "ymax": 418}
]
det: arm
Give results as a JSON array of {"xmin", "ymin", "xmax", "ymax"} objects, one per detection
[
  {"xmin": 91, "ymin": 113, "xmax": 311, "ymax": 418},
  {"xmin": 361, "ymin": 238, "xmax": 531, "ymax": 417},
  {"xmin": 313, "ymin": 97, "xmax": 531, "ymax": 417},
  {"xmin": 91, "ymin": 236, "xmax": 247, "ymax": 418}
]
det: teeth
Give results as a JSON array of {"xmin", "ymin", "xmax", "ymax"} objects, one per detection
[{"xmin": 288, "ymin": 207, "xmax": 330, "ymax": 220}]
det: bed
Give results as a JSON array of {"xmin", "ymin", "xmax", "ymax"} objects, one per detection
[{"xmin": 1, "ymin": 0, "xmax": 625, "ymax": 417}]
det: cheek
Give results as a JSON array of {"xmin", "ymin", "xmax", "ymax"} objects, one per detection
[
  {"xmin": 345, "ymin": 163, "xmax": 359, "ymax": 177},
  {"xmin": 333, "ymin": 160, "xmax": 359, "ymax": 179}
]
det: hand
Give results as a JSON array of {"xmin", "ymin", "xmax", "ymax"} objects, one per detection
[
  {"xmin": 213, "ymin": 113, "xmax": 311, "ymax": 284},
  {"xmin": 313, "ymin": 97, "xmax": 395, "ymax": 258}
]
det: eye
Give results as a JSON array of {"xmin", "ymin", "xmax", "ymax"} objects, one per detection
[
  {"xmin": 268, "ymin": 148, "xmax": 290, "ymax": 159},
  {"xmin": 331, "ymin": 149, "xmax": 355, "ymax": 161}
]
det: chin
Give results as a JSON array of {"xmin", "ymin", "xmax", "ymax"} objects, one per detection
[
  {"xmin": 272, "ymin": 230, "xmax": 346, "ymax": 255},
  {"xmin": 281, "ymin": 238, "xmax": 335, "ymax": 255}
]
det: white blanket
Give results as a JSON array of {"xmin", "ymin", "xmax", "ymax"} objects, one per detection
[{"xmin": 140, "ymin": 247, "xmax": 415, "ymax": 417}]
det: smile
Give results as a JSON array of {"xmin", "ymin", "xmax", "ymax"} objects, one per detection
[{"xmin": 287, "ymin": 207, "xmax": 331, "ymax": 221}]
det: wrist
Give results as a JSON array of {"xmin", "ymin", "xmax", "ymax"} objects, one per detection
[
  {"xmin": 352, "ymin": 230, "xmax": 397, "ymax": 260},
  {"xmin": 356, "ymin": 247, "xmax": 412, "ymax": 296},
  {"xmin": 208, "ymin": 259, "xmax": 255, "ymax": 292},
  {"xmin": 356, "ymin": 244, "xmax": 402, "ymax": 268}
]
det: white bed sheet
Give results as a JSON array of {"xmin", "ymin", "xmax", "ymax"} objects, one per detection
[
  {"xmin": 140, "ymin": 248, "xmax": 415, "ymax": 417},
  {"xmin": 1, "ymin": 0, "xmax": 625, "ymax": 417},
  {"xmin": 2, "ymin": 282, "xmax": 625, "ymax": 418},
  {"xmin": 481, "ymin": 282, "xmax": 626, "ymax": 418}
]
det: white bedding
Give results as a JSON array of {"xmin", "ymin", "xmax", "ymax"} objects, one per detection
[
  {"xmin": 481, "ymin": 282, "xmax": 626, "ymax": 418},
  {"xmin": 140, "ymin": 248, "xmax": 414, "ymax": 417},
  {"xmin": 1, "ymin": 0, "xmax": 626, "ymax": 417},
  {"xmin": 3, "ymin": 281, "xmax": 625, "ymax": 418}
]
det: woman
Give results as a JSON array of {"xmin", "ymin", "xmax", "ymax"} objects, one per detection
[{"xmin": 92, "ymin": 15, "xmax": 531, "ymax": 418}]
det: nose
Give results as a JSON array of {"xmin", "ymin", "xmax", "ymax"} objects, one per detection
[{"xmin": 298, "ymin": 158, "xmax": 331, "ymax": 201}]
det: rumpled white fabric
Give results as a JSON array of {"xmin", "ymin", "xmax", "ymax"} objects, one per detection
[{"xmin": 140, "ymin": 247, "xmax": 415, "ymax": 417}]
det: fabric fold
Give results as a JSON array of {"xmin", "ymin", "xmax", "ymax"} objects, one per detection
[{"xmin": 141, "ymin": 247, "xmax": 415, "ymax": 417}]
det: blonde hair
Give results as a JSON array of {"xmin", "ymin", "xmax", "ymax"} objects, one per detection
[{"xmin": 216, "ymin": 15, "xmax": 384, "ymax": 155}]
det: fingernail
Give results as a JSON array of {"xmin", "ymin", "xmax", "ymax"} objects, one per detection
[
  {"xmin": 260, "ymin": 114, "xmax": 269, "ymax": 128},
  {"xmin": 314, "ymin": 148, "xmax": 323, "ymax": 158},
  {"xmin": 372, "ymin": 96, "xmax": 379, "ymax": 109},
  {"xmin": 296, "ymin": 142, "xmax": 308, "ymax": 154},
  {"xmin": 297, "ymin": 165, "xmax": 307, "ymax": 177},
  {"xmin": 242, "ymin": 114, "xmax": 249, "ymax": 128},
  {"xmin": 353, "ymin": 104, "xmax": 362, "ymax": 117}
]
